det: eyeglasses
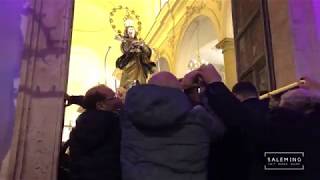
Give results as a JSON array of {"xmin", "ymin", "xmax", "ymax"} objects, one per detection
[{"xmin": 105, "ymin": 95, "xmax": 117, "ymax": 101}]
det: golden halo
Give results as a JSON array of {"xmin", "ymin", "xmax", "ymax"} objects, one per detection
[{"xmin": 109, "ymin": 5, "xmax": 142, "ymax": 36}]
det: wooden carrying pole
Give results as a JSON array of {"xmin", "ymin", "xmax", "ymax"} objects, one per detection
[{"xmin": 259, "ymin": 80, "xmax": 306, "ymax": 100}]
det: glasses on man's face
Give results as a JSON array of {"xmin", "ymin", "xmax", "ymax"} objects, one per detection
[{"xmin": 105, "ymin": 95, "xmax": 117, "ymax": 101}]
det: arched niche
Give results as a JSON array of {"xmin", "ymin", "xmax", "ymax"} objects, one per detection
[
  {"xmin": 156, "ymin": 57, "xmax": 170, "ymax": 72},
  {"xmin": 175, "ymin": 15, "xmax": 225, "ymax": 80}
]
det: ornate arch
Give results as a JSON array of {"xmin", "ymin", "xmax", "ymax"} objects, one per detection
[{"xmin": 174, "ymin": 2, "xmax": 222, "ymax": 58}]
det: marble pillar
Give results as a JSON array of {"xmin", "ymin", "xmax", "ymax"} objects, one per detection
[{"xmin": 216, "ymin": 38, "xmax": 237, "ymax": 89}]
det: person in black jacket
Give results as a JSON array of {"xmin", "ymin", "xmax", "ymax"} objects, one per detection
[
  {"xmin": 183, "ymin": 64, "xmax": 320, "ymax": 180},
  {"xmin": 206, "ymin": 82, "xmax": 269, "ymax": 180},
  {"xmin": 232, "ymin": 81, "xmax": 269, "ymax": 116},
  {"xmin": 69, "ymin": 85, "xmax": 122, "ymax": 180}
]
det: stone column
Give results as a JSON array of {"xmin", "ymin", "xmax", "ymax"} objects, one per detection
[
  {"xmin": 216, "ymin": 38, "xmax": 237, "ymax": 89},
  {"xmin": 268, "ymin": 0, "xmax": 320, "ymax": 87},
  {"xmin": 0, "ymin": 1, "xmax": 23, "ymax": 170},
  {"xmin": 4, "ymin": 0, "xmax": 74, "ymax": 179}
]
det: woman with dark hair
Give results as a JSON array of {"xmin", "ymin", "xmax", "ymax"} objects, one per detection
[{"xmin": 115, "ymin": 26, "xmax": 156, "ymax": 89}]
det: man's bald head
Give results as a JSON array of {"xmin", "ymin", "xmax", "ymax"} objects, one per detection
[{"xmin": 148, "ymin": 71, "xmax": 182, "ymax": 89}]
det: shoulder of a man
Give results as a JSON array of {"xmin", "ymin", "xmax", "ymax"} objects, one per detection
[{"xmin": 187, "ymin": 105, "xmax": 226, "ymax": 140}]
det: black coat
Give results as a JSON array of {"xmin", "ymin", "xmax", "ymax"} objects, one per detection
[
  {"xmin": 206, "ymin": 82, "xmax": 320, "ymax": 180},
  {"xmin": 69, "ymin": 110, "xmax": 121, "ymax": 180},
  {"xmin": 242, "ymin": 98, "xmax": 269, "ymax": 117},
  {"xmin": 208, "ymin": 97, "xmax": 269, "ymax": 180}
]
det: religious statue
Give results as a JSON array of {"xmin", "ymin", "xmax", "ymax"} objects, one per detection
[{"xmin": 115, "ymin": 20, "xmax": 156, "ymax": 89}]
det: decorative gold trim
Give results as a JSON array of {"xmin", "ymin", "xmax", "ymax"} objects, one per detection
[{"xmin": 216, "ymin": 38, "xmax": 234, "ymax": 53}]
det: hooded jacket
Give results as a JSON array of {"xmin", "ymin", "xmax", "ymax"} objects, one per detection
[{"xmin": 121, "ymin": 85, "xmax": 225, "ymax": 180}]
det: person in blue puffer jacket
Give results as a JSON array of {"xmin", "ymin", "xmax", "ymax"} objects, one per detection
[{"xmin": 120, "ymin": 71, "xmax": 225, "ymax": 180}]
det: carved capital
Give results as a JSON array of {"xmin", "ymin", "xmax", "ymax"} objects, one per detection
[{"xmin": 216, "ymin": 38, "xmax": 235, "ymax": 53}]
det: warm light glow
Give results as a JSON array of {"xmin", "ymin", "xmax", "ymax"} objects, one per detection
[
  {"xmin": 187, "ymin": 58, "xmax": 201, "ymax": 71},
  {"xmin": 63, "ymin": 0, "xmax": 161, "ymax": 141},
  {"xmin": 63, "ymin": 0, "xmax": 233, "ymax": 141},
  {"xmin": 68, "ymin": 46, "xmax": 104, "ymax": 94}
]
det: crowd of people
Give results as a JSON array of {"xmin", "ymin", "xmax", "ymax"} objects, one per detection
[{"xmin": 61, "ymin": 64, "xmax": 320, "ymax": 180}]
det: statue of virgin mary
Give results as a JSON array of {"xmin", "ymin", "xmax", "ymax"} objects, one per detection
[{"xmin": 115, "ymin": 19, "xmax": 156, "ymax": 89}]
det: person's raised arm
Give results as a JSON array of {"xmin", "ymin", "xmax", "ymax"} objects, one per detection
[{"xmin": 182, "ymin": 65, "xmax": 266, "ymax": 135}]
